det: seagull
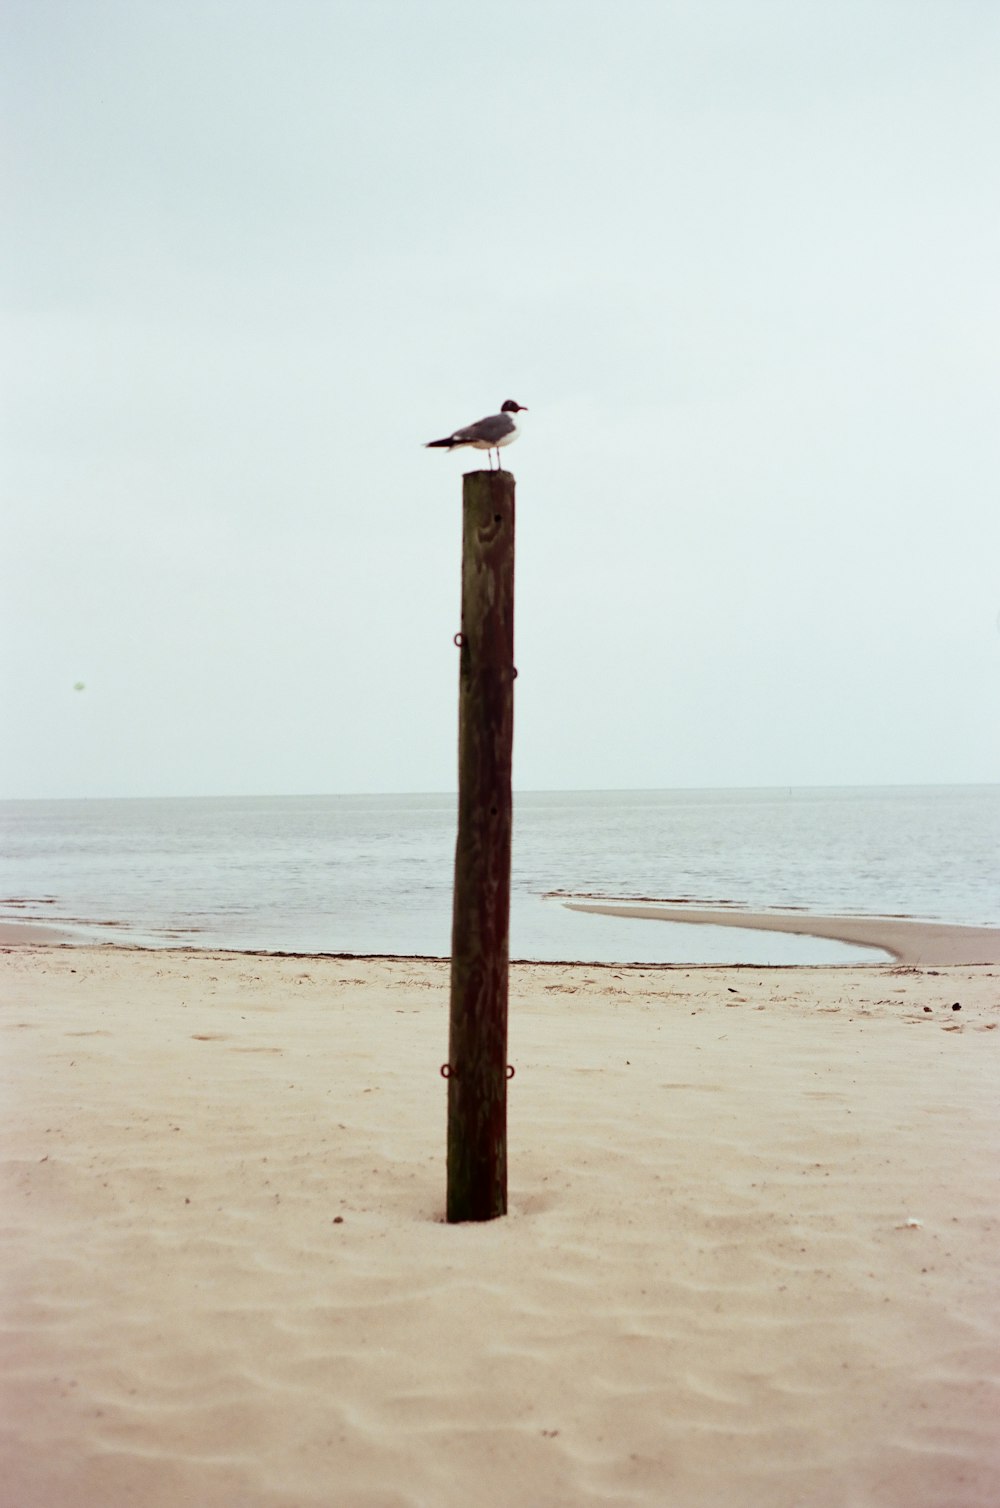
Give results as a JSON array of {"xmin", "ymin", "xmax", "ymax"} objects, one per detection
[{"xmin": 424, "ymin": 400, "xmax": 528, "ymax": 470}]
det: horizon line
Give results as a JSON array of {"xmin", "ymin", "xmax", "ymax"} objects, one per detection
[{"xmin": 2, "ymin": 780, "xmax": 997, "ymax": 804}]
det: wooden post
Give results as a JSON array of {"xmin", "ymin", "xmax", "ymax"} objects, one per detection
[{"xmin": 446, "ymin": 468, "xmax": 515, "ymax": 1223}]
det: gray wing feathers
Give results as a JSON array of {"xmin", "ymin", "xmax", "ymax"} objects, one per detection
[{"xmin": 451, "ymin": 412, "xmax": 516, "ymax": 445}]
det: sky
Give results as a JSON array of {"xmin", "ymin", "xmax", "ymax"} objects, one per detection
[{"xmin": 3, "ymin": 0, "xmax": 999, "ymax": 798}]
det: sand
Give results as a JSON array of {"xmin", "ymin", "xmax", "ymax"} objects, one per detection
[
  {"xmin": 2, "ymin": 942, "xmax": 999, "ymax": 1508},
  {"xmin": 562, "ymin": 902, "xmax": 1000, "ymax": 968}
]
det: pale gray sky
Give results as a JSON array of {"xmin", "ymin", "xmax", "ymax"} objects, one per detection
[{"xmin": 4, "ymin": 0, "xmax": 999, "ymax": 798}]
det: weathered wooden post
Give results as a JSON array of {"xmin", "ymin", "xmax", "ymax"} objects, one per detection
[{"xmin": 445, "ymin": 468, "xmax": 515, "ymax": 1223}]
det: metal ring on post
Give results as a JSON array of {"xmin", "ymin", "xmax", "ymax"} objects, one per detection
[
  {"xmin": 453, "ymin": 632, "xmax": 465, "ymax": 647},
  {"xmin": 506, "ymin": 1065, "xmax": 516, "ymax": 1080},
  {"xmin": 440, "ymin": 1063, "xmax": 455, "ymax": 1079}
]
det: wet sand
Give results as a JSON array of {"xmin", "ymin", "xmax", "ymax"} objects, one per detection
[{"xmin": 562, "ymin": 902, "xmax": 1000, "ymax": 968}]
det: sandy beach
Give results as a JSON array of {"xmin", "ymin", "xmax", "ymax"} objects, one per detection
[{"xmin": 2, "ymin": 940, "xmax": 999, "ymax": 1507}]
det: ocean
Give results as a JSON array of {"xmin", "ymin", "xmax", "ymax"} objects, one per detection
[{"xmin": 1, "ymin": 786, "xmax": 996, "ymax": 966}]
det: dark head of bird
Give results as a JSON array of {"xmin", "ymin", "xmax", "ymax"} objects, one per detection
[{"xmin": 501, "ymin": 400, "xmax": 528, "ymax": 413}]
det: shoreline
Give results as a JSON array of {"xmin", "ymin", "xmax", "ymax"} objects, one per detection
[
  {"xmin": 0, "ymin": 921, "xmax": 80, "ymax": 946},
  {"xmin": 5, "ymin": 902, "xmax": 1000, "ymax": 967},
  {"xmin": 562, "ymin": 901, "xmax": 1000, "ymax": 967}
]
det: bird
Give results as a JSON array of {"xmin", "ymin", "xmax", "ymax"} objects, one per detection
[{"xmin": 424, "ymin": 400, "xmax": 528, "ymax": 470}]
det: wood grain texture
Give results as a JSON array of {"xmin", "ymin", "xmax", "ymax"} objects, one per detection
[{"xmin": 446, "ymin": 470, "xmax": 515, "ymax": 1222}]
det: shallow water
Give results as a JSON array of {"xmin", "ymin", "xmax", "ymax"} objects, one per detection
[{"xmin": 1, "ymin": 785, "xmax": 996, "ymax": 964}]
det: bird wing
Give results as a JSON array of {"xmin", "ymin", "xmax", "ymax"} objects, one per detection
[{"xmin": 449, "ymin": 411, "xmax": 516, "ymax": 445}]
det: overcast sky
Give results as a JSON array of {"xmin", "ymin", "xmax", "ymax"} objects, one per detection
[{"xmin": 3, "ymin": 0, "xmax": 999, "ymax": 799}]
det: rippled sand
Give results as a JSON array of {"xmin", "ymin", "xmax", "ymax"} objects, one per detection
[{"xmin": 2, "ymin": 946, "xmax": 998, "ymax": 1507}]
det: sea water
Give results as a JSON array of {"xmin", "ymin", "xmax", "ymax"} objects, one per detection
[{"xmin": 1, "ymin": 786, "xmax": 996, "ymax": 965}]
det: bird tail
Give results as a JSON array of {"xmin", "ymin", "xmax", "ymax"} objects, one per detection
[{"xmin": 424, "ymin": 437, "xmax": 456, "ymax": 449}]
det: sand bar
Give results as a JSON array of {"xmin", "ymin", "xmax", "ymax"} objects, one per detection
[
  {"xmin": 0, "ymin": 921, "xmax": 79, "ymax": 946},
  {"xmin": 2, "ymin": 943, "xmax": 999, "ymax": 1507},
  {"xmin": 562, "ymin": 901, "xmax": 1000, "ymax": 967}
]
